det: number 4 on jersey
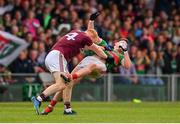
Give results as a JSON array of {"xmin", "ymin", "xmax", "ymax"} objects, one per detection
[{"xmin": 65, "ymin": 32, "xmax": 78, "ymax": 40}]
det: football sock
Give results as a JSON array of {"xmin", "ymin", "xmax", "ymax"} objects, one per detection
[
  {"xmin": 44, "ymin": 100, "xmax": 57, "ymax": 113},
  {"xmin": 50, "ymin": 100, "xmax": 57, "ymax": 107},
  {"xmin": 44, "ymin": 105, "xmax": 53, "ymax": 113},
  {"xmin": 72, "ymin": 73, "xmax": 78, "ymax": 80},
  {"xmin": 64, "ymin": 102, "xmax": 72, "ymax": 112},
  {"xmin": 37, "ymin": 93, "xmax": 46, "ymax": 102}
]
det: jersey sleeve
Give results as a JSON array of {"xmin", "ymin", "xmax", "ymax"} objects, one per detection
[
  {"xmin": 97, "ymin": 39, "xmax": 108, "ymax": 46},
  {"xmin": 84, "ymin": 36, "xmax": 93, "ymax": 46},
  {"xmin": 118, "ymin": 54, "xmax": 124, "ymax": 65}
]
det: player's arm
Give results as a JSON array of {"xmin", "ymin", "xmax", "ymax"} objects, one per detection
[
  {"xmin": 121, "ymin": 52, "xmax": 132, "ymax": 69},
  {"xmin": 87, "ymin": 12, "xmax": 100, "ymax": 30},
  {"xmin": 119, "ymin": 39, "xmax": 132, "ymax": 69},
  {"xmin": 85, "ymin": 43, "xmax": 107, "ymax": 59},
  {"xmin": 88, "ymin": 20, "xmax": 94, "ymax": 30},
  {"xmin": 88, "ymin": 12, "xmax": 112, "ymax": 50},
  {"xmin": 87, "ymin": 12, "xmax": 103, "ymax": 44},
  {"xmin": 97, "ymin": 39, "xmax": 113, "ymax": 51}
]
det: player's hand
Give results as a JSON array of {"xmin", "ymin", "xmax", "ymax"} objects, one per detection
[
  {"xmin": 90, "ymin": 12, "xmax": 100, "ymax": 20},
  {"xmin": 99, "ymin": 46, "xmax": 105, "ymax": 50},
  {"xmin": 119, "ymin": 39, "xmax": 128, "ymax": 52},
  {"xmin": 105, "ymin": 45, "xmax": 113, "ymax": 51}
]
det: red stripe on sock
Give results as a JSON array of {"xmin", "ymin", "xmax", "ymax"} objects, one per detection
[
  {"xmin": 72, "ymin": 73, "xmax": 78, "ymax": 80},
  {"xmin": 50, "ymin": 100, "xmax": 57, "ymax": 106}
]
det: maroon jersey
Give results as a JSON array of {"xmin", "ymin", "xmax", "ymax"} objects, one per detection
[{"xmin": 52, "ymin": 30, "xmax": 93, "ymax": 61}]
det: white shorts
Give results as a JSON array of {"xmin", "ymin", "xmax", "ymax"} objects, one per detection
[
  {"xmin": 45, "ymin": 50, "xmax": 69, "ymax": 73},
  {"xmin": 76, "ymin": 56, "xmax": 107, "ymax": 72}
]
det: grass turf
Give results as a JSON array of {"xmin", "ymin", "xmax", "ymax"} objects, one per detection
[{"xmin": 0, "ymin": 102, "xmax": 180, "ymax": 123}]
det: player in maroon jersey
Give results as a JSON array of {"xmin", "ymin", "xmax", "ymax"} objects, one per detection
[{"xmin": 31, "ymin": 13, "xmax": 107, "ymax": 115}]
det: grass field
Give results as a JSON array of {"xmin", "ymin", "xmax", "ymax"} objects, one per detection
[{"xmin": 0, "ymin": 102, "xmax": 180, "ymax": 123}]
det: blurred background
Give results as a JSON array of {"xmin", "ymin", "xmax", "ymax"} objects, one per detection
[{"xmin": 0, "ymin": 0, "xmax": 179, "ymax": 102}]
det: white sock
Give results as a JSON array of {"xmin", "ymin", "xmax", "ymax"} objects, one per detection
[
  {"xmin": 65, "ymin": 108, "xmax": 72, "ymax": 113},
  {"xmin": 37, "ymin": 96, "xmax": 43, "ymax": 102}
]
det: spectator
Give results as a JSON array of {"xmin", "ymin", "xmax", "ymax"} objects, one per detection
[
  {"xmin": 0, "ymin": 0, "xmax": 14, "ymax": 16},
  {"xmin": 163, "ymin": 41, "xmax": 174, "ymax": 74},
  {"xmin": 119, "ymin": 63, "xmax": 138, "ymax": 84},
  {"xmin": 129, "ymin": 45, "xmax": 138, "ymax": 63},
  {"xmin": 49, "ymin": 18, "xmax": 59, "ymax": 35},
  {"xmin": 23, "ymin": 10, "xmax": 40, "ymax": 38},
  {"xmin": 37, "ymin": 42, "xmax": 47, "ymax": 67},
  {"xmin": 37, "ymin": 4, "xmax": 52, "ymax": 29},
  {"xmin": 147, "ymin": 51, "xmax": 164, "ymax": 74},
  {"xmin": 135, "ymin": 50, "xmax": 150, "ymax": 75},
  {"xmin": 11, "ymin": 25, "xmax": 19, "ymax": 35},
  {"xmin": 9, "ymin": 49, "xmax": 34, "ymax": 73},
  {"xmin": 29, "ymin": 49, "xmax": 44, "ymax": 73},
  {"xmin": 3, "ymin": 13, "xmax": 12, "ymax": 32},
  {"xmin": 146, "ymin": 50, "xmax": 164, "ymax": 85},
  {"xmin": 30, "ymin": 41, "xmax": 38, "ymax": 50},
  {"xmin": 170, "ymin": 47, "xmax": 178, "ymax": 73},
  {"xmin": 14, "ymin": 10, "xmax": 22, "ymax": 27},
  {"xmin": 173, "ymin": 28, "xmax": 180, "ymax": 45}
]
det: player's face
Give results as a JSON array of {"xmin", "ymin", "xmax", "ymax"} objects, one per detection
[
  {"xmin": 114, "ymin": 42, "xmax": 123, "ymax": 53},
  {"xmin": 114, "ymin": 42, "xmax": 120, "ymax": 50}
]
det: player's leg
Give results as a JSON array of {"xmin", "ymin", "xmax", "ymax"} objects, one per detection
[
  {"xmin": 31, "ymin": 72, "xmax": 66, "ymax": 114},
  {"xmin": 63, "ymin": 78, "xmax": 81, "ymax": 115},
  {"xmin": 31, "ymin": 50, "xmax": 67, "ymax": 115},
  {"xmin": 41, "ymin": 64, "xmax": 81, "ymax": 115},
  {"xmin": 41, "ymin": 91, "xmax": 62, "ymax": 115},
  {"xmin": 71, "ymin": 56, "xmax": 106, "ymax": 81},
  {"xmin": 41, "ymin": 79, "xmax": 81, "ymax": 115},
  {"xmin": 62, "ymin": 56, "xmax": 106, "ymax": 114},
  {"xmin": 61, "ymin": 56, "xmax": 103, "ymax": 82},
  {"xmin": 41, "ymin": 72, "xmax": 66, "ymax": 96},
  {"xmin": 41, "ymin": 73, "xmax": 81, "ymax": 115},
  {"xmin": 62, "ymin": 65, "xmax": 82, "ymax": 115}
]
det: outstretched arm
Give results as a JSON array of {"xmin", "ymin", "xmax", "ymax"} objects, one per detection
[
  {"xmin": 87, "ymin": 12, "xmax": 100, "ymax": 30},
  {"xmin": 88, "ymin": 20, "xmax": 94, "ymax": 30},
  {"xmin": 121, "ymin": 52, "xmax": 132, "ymax": 69},
  {"xmin": 119, "ymin": 39, "xmax": 132, "ymax": 69}
]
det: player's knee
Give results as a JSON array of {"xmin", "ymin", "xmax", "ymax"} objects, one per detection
[
  {"xmin": 66, "ymin": 83, "xmax": 73, "ymax": 89},
  {"xmin": 55, "ymin": 83, "xmax": 66, "ymax": 91}
]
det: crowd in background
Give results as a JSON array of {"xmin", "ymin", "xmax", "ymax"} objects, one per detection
[{"xmin": 0, "ymin": 0, "xmax": 180, "ymax": 85}]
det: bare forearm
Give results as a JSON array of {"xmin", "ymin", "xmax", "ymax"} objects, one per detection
[
  {"xmin": 123, "ymin": 52, "xmax": 132, "ymax": 69},
  {"xmin": 95, "ymin": 47, "xmax": 107, "ymax": 59},
  {"xmin": 87, "ymin": 44, "xmax": 107, "ymax": 59},
  {"xmin": 88, "ymin": 20, "xmax": 94, "ymax": 29}
]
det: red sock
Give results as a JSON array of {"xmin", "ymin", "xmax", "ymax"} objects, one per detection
[
  {"xmin": 50, "ymin": 100, "xmax": 57, "ymax": 107},
  {"xmin": 44, "ymin": 100, "xmax": 57, "ymax": 113},
  {"xmin": 45, "ymin": 105, "xmax": 53, "ymax": 113},
  {"xmin": 72, "ymin": 73, "xmax": 78, "ymax": 80}
]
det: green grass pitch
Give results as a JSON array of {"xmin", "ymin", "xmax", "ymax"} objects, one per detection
[{"xmin": 0, "ymin": 102, "xmax": 180, "ymax": 123}]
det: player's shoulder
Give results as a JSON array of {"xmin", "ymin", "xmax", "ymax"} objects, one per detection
[
  {"xmin": 70, "ymin": 29, "xmax": 82, "ymax": 33},
  {"xmin": 70, "ymin": 30, "xmax": 87, "ymax": 36}
]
